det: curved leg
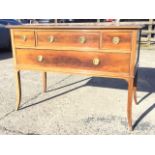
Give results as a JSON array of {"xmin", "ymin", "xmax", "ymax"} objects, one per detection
[
  {"xmin": 16, "ymin": 71, "xmax": 21, "ymax": 110},
  {"xmin": 127, "ymin": 78, "xmax": 134, "ymax": 131},
  {"xmin": 42, "ymin": 72, "xmax": 47, "ymax": 93}
]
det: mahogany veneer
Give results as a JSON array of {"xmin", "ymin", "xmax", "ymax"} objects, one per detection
[{"xmin": 9, "ymin": 24, "xmax": 142, "ymax": 130}]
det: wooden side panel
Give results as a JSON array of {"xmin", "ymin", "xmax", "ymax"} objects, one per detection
[
  {"xmin": 16, "ymin": 49, "xmax": 130, "ymax": 73},
  {"xmin": 13, "ymin": 29, "xmax": 35, "ymax": 47},
  {"xmin": 101, "ymin": 31, "xmax": 132, "ymax": 50},
  {"xmin": 36, "ymin": 31, "xmax": 100, "ymax": 49}
]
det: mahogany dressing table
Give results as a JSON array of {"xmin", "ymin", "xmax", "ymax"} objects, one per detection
[{"xmin": 8, "ymin": 24, "xmax": 142, "ymax": 130}]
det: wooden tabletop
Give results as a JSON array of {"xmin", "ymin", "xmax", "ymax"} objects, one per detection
[{"xmin": 7, "ymin": 23, "xmax": 143, "ymax": 29}]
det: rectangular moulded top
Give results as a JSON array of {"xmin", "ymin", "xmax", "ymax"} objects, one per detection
[{"xmin": 7, "ymin": 23, "xmax": 143, "ymax": 30}]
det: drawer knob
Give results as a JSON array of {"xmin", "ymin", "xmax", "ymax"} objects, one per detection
[
  {"xmin": 48, "ymin": 36, "xmax": 55, "ymax": 43},
  {"xmin": 79, "ymin": 36, "xmax": 86, "ymax": 44},
  {"xmin": 37, "ymin": 55, "xmax": 44, "ymax": 62},
  {"xmin": 21, "ymin": 35, "xmax": 27, "ymax": 41},
  {"xmin": 112, "ymin": 37, "xmax": 120, "ymax": 44},
  {"xmin": 93, "ymin": 58, "xmax": 100, "ymax": 66}
]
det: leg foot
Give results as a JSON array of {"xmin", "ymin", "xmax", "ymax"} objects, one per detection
[{"xmin": 128, "ymin": 126, "xmax": 133, "ymax": 131}]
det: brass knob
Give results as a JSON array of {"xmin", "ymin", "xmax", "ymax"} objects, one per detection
[
  {"xmin": 48, "ymin": 36, "xmax": 55, "ymax": 43},
  {"xmin": 21, "ymin": 35, "xmax": 27, "ymax": 41},
  {"xmin": 93, "ymin": 58, "xmax": 100, "ymax": 66},
  {"xmin": 112, "ymin": 37, "xmax": 120, "ymax": 44},
  {"xmin": 37, "ymin": 55, "xmax": 44, "ymax": 62},
  {"xmin": 79, "ymin": 36, "xmax": 86, "ymax": 44}
]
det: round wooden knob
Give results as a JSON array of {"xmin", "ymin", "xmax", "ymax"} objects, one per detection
[
  {"xmin": 37, "ymin": 55, "xmax": 44, "ymax": 62},
  {"xmin": 48, "ymin": 36, "xmax": 55, "ymax": 43},
  {"xmin": 112, "ymin": 37, "xmax": 120, "ymax": 44},
  {"xmin": 79, "ymin": 36, "xmax": 86, "ymax": 44},
  {"xmin": 93, "ymin": 58, "xmax": 100, "ymax": 66}
]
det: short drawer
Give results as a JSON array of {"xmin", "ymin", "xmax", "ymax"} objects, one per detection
[
  {"xmin": 16, "ymin": 49, "xmax": 130, "ymax": 73},
  {"xmin": 13, "ymin": 30, "xmax": 35, "ymax": 47},
  {"xmin": 36, "ymin": 31, "xmax": 100, "ymax": 49},
  {"xmin": 101, "ymin": 31, "xmax": 132, "ymax": 50}
]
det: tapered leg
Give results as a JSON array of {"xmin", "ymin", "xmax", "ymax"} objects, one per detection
[
  {"xmin": 127, "ymin": 78, "xmax": 134, "ymax": 131},
  {"xmin": 42, "ymin": 72, "xmax": 47, "ymax": 93},
  {"xmin": 15, "ymin": 71, "xmax": 21, "ymax": 110}
]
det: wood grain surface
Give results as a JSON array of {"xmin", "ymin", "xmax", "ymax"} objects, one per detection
[
  {"xmin": 101, "ymin": 31, "xmax": 132, "ymax": 50},
  {"xmin": 13, "ymin": 30, "xmax": 35, "ymax": 47},
  {"xmin": 36, "ymin": 31, "xmax": 100, "ymax": 49},
  {"xmin": 16, "ymin": 49, "xmax": 130, "ymax": 73}
]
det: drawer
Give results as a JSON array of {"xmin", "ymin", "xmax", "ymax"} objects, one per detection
[
  {"xmin": 101, "ymin": 31, "xmax": 132, "ymax": 50},
  {"xmin": 13, "ymin": 30, "xmax": 35, "ymax": 47},
  {"xmin": 16, "ymin": 49, "xmax": 130, "ymax": 73},
  {"xmin": 36, "ymin": 31, "xmax": 100, "ymax": 49}
]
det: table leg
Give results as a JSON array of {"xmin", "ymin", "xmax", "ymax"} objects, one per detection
[
  {"xmin": 15, "ymin": 71, "xmax": 21, "ymax": 110},
  {"xmin": 127, "ymin": 77, "xmax": 134, "ymax": 131},
  {"xmin": 42, "ymin": 72, "xmax": 47, "ymax": 93}
]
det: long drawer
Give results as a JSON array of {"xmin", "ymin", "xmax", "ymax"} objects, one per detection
[{"xmin": 16, "ymin": 49, "xmax": 130, "ymax": 73}]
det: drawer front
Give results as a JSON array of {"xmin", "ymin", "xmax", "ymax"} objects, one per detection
[
  {"xmin": 16, "ymin": 49, "xmax": 130, "ymax": 73},
  {"xmin": 13, "ymin": 30, "xmax": 35, "ymax": 47},
  {"xmin": 101, "ymin": 31, "xmax": 132, "ymax": 50},
  {"xmin": 36, "ymin": 31, "xmax": 100, "ymax": 49}
]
